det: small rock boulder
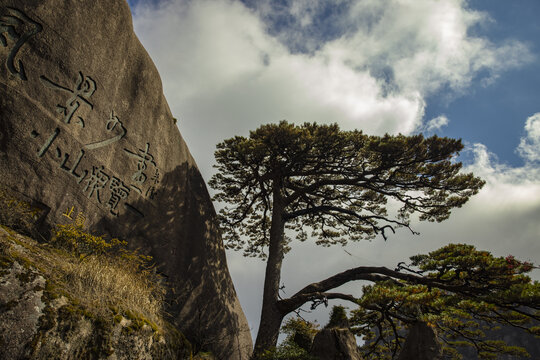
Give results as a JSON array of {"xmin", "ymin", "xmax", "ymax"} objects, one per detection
[
  {"xmin": 397, "ymin": 322, "xmax": 442, "ymax": 360},
  {"xmin": 310, "ymin": 328, "xmax": 361, "ymax": 360}
]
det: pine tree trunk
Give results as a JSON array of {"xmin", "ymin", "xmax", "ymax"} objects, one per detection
[
  {"xmin": 253, "ymin": 302, "xmax": 286, "ymax": 358},
  {"xmin": 252, "ymin": 186, "xmax": 287, "ymax": 358}
]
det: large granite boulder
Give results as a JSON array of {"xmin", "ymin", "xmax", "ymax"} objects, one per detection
[{"xmin": 0, "ymin": 1, "xmax": 252, "ymax": 358}]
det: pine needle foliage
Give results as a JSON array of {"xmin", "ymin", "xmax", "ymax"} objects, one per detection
[
  {"xmin": 350, "ymin": 244, "xmax": 540, "ymax": 359},
  {"xmin": 211, "ymin": 121, "xmax": 484, "ymax": 258},
  {"xmin": 325, "ymin": 305, "xmax": 349, "ymax": 329}
]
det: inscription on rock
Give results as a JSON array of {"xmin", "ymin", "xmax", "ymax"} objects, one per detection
[
  {"xmin": 1, "ymin": 6, "xmax": 162, "ymax": 219},
  {"xmin": 0, "ymin": 7, "xmax": 42, "ymax": 80}
]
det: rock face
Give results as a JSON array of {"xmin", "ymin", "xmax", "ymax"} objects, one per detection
[
  {"xmin": 397, "ymin": 322, "xmax": 442, "ymax": 360},
  {"xmin": 0, "ymin": 259, "xmax": 47, "ymax": 358},
  {"xmin": 0, "ymin": 1, "xmax": 251, "ymax": 358},
  {"xmin": 310, "ymin": 328, "xmax": 361, "ymax": 360},
  {"xmin": 397, "ymin": 321, "xmax": 539, "ymax": 359}
]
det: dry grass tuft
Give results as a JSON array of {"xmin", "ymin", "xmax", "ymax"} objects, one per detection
[
  {"xmin": 0, "ymin": 188, "xmax": 193, "ymax": 358},
  {"xmin": 62, "ymin": 254, "xmax": 165, "ymax": 326},
  {"xmin": 0, "ymin": 225, "xmax": 167, "ymax": 330}
]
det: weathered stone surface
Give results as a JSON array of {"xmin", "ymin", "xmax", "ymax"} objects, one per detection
[
  {"xmin": 310, "ymin": 328, "xmax": 361, "ymax": 360},
  {"xmin": 397, "ymin": 322, "xmax": 442, "ymax": 360},
  {"xmin": 1, "ymin": 263, "xmax": 170, "ymax": 359},
  {"xmin": 0, "ymin": 260, "xmax": 46, "ymax": 358},
  {"xmin": 0, "ymin": 1, "xmax": 252, "ymax": 358}
]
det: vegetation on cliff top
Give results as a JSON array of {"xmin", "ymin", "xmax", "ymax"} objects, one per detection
[
  {"xmin": 269, "ymin": 244, "xmax": 539, "ymax": 359},
  {"xmin": 0, "ymin": 187, "xmax": 194, "ymax": 358},
  {"xmin": 0, "ymin": 187, "xmax": 165, "ymax": 328},
  {"xmin": 350, "ymin": 243, "xmax": 540, "ymax": 359}
]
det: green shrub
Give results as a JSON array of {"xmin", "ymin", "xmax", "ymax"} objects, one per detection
[
  {"xmin": 53, "ymin": 224, "xmax": 127, "ymax": 258},
  {"xmin": 259, "ymin": 317, "xmax": 320, "ymax": 360},
  {"xmin": 325, "ymin": 305, "xmax": 349, "ymax": 329}
]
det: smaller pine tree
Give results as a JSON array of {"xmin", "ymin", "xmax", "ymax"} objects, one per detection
[{"xmin": 325, "ymin": 305, "xmax": 349, "ymax": 329}]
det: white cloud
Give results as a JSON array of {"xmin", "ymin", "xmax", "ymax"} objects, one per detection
[
  {"xmin": 425, "ymin": 114, "xmax": 449, "ymax": 132},
  {"xmin": 130, "ymin": 0, "xmax": 532, "ymax": 179},
  {"xmin": 132, "ymin": 0, "xmax": 280, "ymax": 100},
  {"xmin": 470, "ymin": 143, "xmax": 539, "ymax": 183},
  {"xmin": 517, "ymin": 113, "xmax": 540, "ymax": 163},
  {"xmin": 288, "ymin": 0, "xmax": 320, "ymax": 28},
  {"xmin": 131, "ymin": 0, "xmax": 533, "ymax": 176},
  {"xmin": 328, "ymin": 0, "xmax": 533, "ymax": 96}
]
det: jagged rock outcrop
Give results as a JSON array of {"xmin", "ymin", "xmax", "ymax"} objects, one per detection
[
  {"xmin": 2, "ymin": 263, "xmax": 180, "ymax": 360},
  {"xmin": 310, "ymin": 328, "xmax": 361, "ymax": 360},
  {"xmin": 396, "ymin": 320, "xmax": 539, "ymax": 359},
  {"xmin": 397, "ymin": 322, "xmax": 442, "ymax": 360},
  {"xmin": 0, "ymin": 1, "xmax": 252, "ymax": 358}
]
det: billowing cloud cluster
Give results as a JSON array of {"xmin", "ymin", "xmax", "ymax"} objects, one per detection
[
  {"xmin": 130, "ymin": 0, "xmax": 531, "ymax": 179},
  {"xmin": 517, "ymin": 113, "xmax": 540, "ymax": 163},
  {"xmin": 425, "ymin": 115, "xmax": 449, "ymax": 132}
]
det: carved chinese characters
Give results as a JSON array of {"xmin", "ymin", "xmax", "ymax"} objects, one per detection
[
  {"xmin": 33, "ymin": 70, "xmax": 160, "ymax": 217},
  {"xmin": 124, "ymin": 142, "xmax": 160, "ymax": 199},
  {"xmin": 2, "ymin": 6, "xmax": 161, "ymax": 218},
  {"xmin": 86, "ymin": 111, "xmax": 127, "ymax": 150},
  {"xmin": 62, "ymin": 206, "xmax": 86, "ymax": 227},
  {"xmin": 0, "ymin": 7, "xmax": 42, "ymax": 80},
  {"xmin": 40, "ymin": 72, "xmax": 96, "ymax": 128},
  {"xmin": 107, "ymin": 177, "xmax": 130, "ymax": 216}
]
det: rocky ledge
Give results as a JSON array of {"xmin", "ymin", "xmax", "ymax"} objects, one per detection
[{"xmin": 0, "ymin": 226, "xmax": 192, "ymax": 360}]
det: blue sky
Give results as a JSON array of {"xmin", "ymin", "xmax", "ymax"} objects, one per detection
[
  {"xmin": 126, "ymin": 0, "xmax": 540, "ymax": 340},
  {"xmin": 425, "ymin": 0, "xmax": 540, "ymax": 166}
]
